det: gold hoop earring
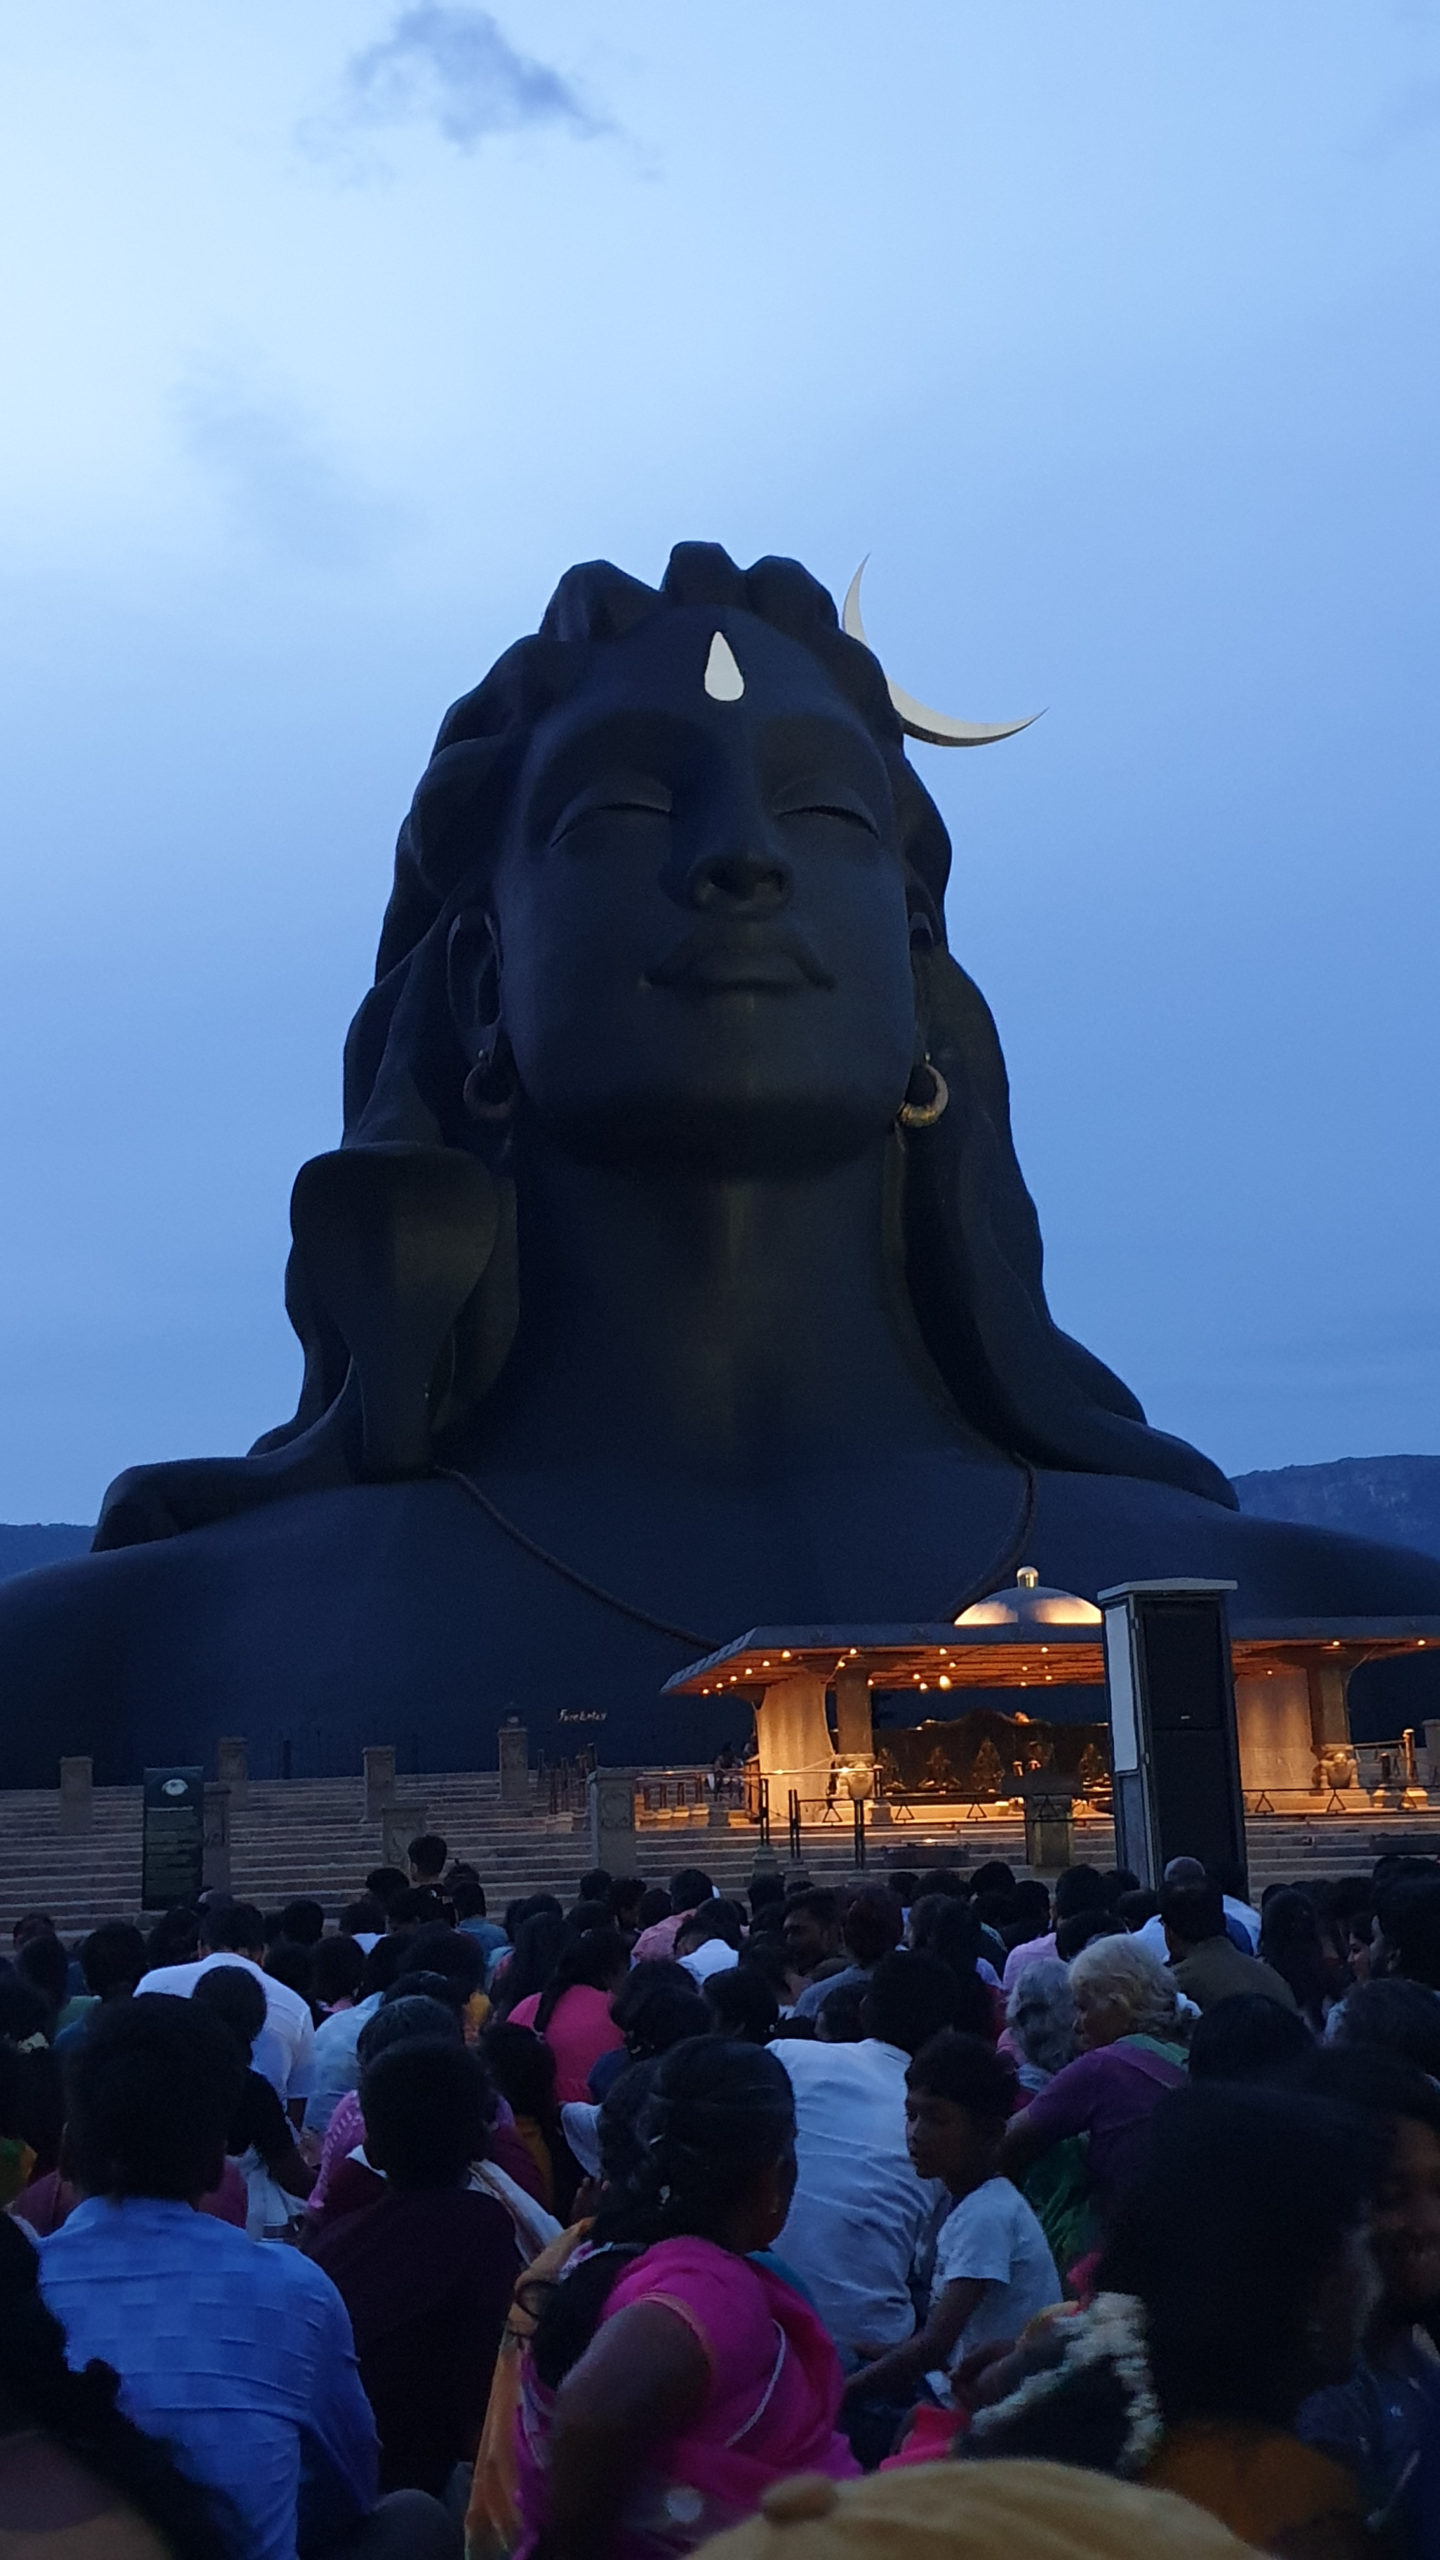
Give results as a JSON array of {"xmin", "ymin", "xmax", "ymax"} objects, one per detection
[
  {"xmin": 897, "ymin": 1059, "xmax": 949, "ymax": 1130},
  {"xmin": 463, "ymin": 1038, "xmax": 517, "ymax": 1124}
]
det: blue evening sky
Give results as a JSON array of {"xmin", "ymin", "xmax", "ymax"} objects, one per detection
[{"xmin": 2, "ymin": 1, "xmax": 1438, "ymax": 1520}]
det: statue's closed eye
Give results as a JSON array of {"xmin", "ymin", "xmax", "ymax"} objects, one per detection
[
  {"xmin": 771, "ymin": 786, "xmax": 880, "ymax": 839},
  {"xmin": 551, "ymin": 779, "xmax": 674, "ymax": 844}
]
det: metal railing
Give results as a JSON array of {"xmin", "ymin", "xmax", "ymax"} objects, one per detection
[
  {"xmin": 783, "ymin": 1787, "xmax": 870, "ymax": 1867},
  {"xmin": 636, "ymin": 1770, "xmax": 709, "ymax": 1815}
]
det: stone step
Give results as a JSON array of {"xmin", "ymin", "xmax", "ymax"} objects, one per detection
[{"xmin": 2, "ymin": 1770, "xmax": 1435, "ymax": 1938}]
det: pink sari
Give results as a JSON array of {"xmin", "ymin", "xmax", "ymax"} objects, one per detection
[{"xmin": 514, "ymin": 2236, "xmax": 857, "ymax": 2558}]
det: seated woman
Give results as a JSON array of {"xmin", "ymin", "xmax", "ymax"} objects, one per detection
[
  {"xmin": 1004, "ymin": 1957, "xmax": 1077, "ymax": 2095},
  {"xmin": 1295, "ymin": 2047, "xmax": 1440, "ymax": 2541},
  {"xmin": 966, "ymin": 2082, "xmax": 1383, "ymax": 2559},
  {"xmin": 1000, "ymin": 1935, "xmax": 1187, "ymax": 2245},
  {"xmin": 514, "ymin": 2036, "xmax": 857, "ymax": 2559},
  {"xmin": 484, "ymin": 2021, "xmax": 578, "ymax": 2218},
  {"xmin": 587, "ymin": 1963, "xmax": 712, "ymax": 2103},
  {"xmin": 311, "ymin": 2037, "xmax": 522, "ymax": 2497},
  {"xmin": 505, "ymin": 1926, "xmax": 631, "ymax": 2103}
]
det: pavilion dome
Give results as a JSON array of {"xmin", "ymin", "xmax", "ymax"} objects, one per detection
[{"xmin": 955, "ymin": 1566, "xmax": 1102, "ymax": 1629}]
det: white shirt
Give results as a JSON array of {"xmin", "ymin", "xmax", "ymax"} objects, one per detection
[
  {"xmin": 924, "ymin": 2177, "xmax": 1061, "ymax": 2400},
  {"xmin": 776, "ymin": 2037, "xmax": 940, "ymax": 2367},
  {"xmin": 678, "ymin": 1940, "xmax": 739, "ymax": 1984},
  {"xmin": 303, "ymin": 1993, "xmax": 384, "ymax": 2134},
  {"xmin": 1135, "ymin": 1895, "xmax": 1260, "ymax": 1963},
  {"xmin": 141, "ymin": 1954, "xmax": 317, "ymax": 2103}
]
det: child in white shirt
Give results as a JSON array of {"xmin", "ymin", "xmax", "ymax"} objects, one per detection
[{"xmin": 841, "ymin": 2030, "xmax": 1061, "ymax": 2415}]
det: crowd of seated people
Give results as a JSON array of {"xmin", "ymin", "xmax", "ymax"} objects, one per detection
[{"xmin": 1, "ymin": 1830, "xmax": 1440, "ymax": 2558}]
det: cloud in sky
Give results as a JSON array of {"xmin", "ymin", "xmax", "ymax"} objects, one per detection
[
  {"xmin": 331, "ymin": 5, "xmax": 608, "ymax": 155},
  {"xmin": 175, "ymin": 363, "xmax": 408, "ymax": 571}
]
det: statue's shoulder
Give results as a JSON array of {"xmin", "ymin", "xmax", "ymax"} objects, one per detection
[
  {"xmin": 1035, "ymin": 1468, "xmax": 1440, "ymax": 1615},
  {"xmin": 0, "ymin": 1533, "xmax": 171, "ymax": 1627},
  {"xmin": 1215, "ymin": 1507, "xmax": 1440, "ymax": 1613},
  {"xmin": 0, "ymin": 1475, "xmax": 497, "ymax": 1652}
]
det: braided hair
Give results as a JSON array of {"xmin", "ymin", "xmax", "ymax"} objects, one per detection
[
  {"xmin": 0, "ymin": 2215, "xmax": 234, "ymax": 2559},
  {"xmin": 528, "ymin": 2036, "xmax": 795, "ymax": 2388}
]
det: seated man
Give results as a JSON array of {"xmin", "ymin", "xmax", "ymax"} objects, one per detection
[
  {"xmin": 1161, "ymin": 1880, "xmax": 1298, "ymax": 2014},
  {"xmin": 781, "ymin": 1889, "xmax": 845, "ymax": 2003},
  {"xmin": 141, "ymin": 1899, "xmax": 317, "ymax": 2115},
  {"xmin": 53, "ymin": 1920, "xmax": 147, "ymax": 2054},
  {"xmin": 1134, "ymin": 1856, "xmax": 1257, "ymax": 1960},
  {"xmin": 406, "ymin": 1833, "xmax": 450, "ymax": 1898},
  {"xmin": 792, "ymin": 1886, "xmax": 903, "ymax": 2020},
  {"xmin": 312, "ymin": 2037, "xmax": 521, "ymax": 2496},
  {"xmin": 37, "ymin": 1994, "xmax": 451, "ymax": 2560},
  {"xmin": 773, "ymin": 1951, "xmax": 961, "ymax": 2369}
]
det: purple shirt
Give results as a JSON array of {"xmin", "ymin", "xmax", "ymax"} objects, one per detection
[{"xmin": 1021, "ymin": 2036, "xmax": 1186, "ymax": 2210}]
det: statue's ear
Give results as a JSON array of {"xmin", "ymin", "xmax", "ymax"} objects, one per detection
[
  {"xmin": 906, "ymin": 887, "xmax": 941, "ymax": 953},
  {"xmin": 446, "ymin": 907, "xmax": 502, "ymax": 1058}
]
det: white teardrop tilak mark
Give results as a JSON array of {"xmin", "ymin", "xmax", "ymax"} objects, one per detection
[{"xmin": 703, "ymin": 631, "xmax": 745, "ymax": 702}]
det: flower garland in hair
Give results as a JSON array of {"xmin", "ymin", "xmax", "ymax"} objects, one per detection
[{"xmin": 969, "ymin": 2291, "xmax": 1164, "ymax": 2476}]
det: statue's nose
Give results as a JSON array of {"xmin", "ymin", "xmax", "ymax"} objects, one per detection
[{"xmin": 683, "ymin": 843, "xmax": 792, "ymax": 913}]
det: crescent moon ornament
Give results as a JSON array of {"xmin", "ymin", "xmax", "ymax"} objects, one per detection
[{"xmin": 841, "ymin": 559, "xmax": 1041, "ymax": 749}]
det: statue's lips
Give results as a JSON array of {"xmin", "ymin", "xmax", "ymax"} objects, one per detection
[{"xmin": 644, "ymin": 928, "xmax": 835, "ymax": 994}]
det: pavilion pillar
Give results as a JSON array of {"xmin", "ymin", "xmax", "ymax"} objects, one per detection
[
  {"xmin": 1307, "ymin": 1661, "xmax": 1353, "ymax": 1755},
  {"xmin": 753, "ymin": 1675, "xmax": 834, "ymax": 1787},
  {"xmin": 1234, "ymin": 1672, "xmax": 1315, "ymax": 1795},
  {"xmin": 833, "ymin": 1667, "xmax": 873, "ymax": 1759}
]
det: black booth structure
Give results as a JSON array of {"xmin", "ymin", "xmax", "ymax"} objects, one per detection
[{"xmin": 1100, "ymin": 1580, "xmax": 1246, "ymax": 1888}]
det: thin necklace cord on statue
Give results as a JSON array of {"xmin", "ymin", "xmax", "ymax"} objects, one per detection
[{"xmin": 435, "ymin": 1456, "xmax": 1038, "ymax": 1654}]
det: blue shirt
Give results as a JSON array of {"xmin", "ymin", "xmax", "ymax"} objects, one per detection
[
  {"xmin": 304, "ymin": 1992, "xmax": 384, "ymax": 2136},
  {"xmin": 39, "ymin": 2196, "xmax": 378, "ymax": 2560}
]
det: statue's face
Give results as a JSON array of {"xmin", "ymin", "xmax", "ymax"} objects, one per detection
[{"xmin": 468, "ymin": 609, "xmax": 918, "ymax": 1175}]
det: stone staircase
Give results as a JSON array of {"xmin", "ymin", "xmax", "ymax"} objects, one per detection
[
  {"xmin": 0, "ymin": 1773, "xmax": 1436, "ymax": 1940},
  {"xmin": 0, "ymin": 1773, "xmax": 867, "ymax": 1937}
]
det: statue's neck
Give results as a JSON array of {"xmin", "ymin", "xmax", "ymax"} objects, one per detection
[{"xmin": 472, "ymin": 1132, "xmax": 974, "ymax": 1478}]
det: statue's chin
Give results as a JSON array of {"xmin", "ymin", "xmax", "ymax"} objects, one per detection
[{"xmin": 527, "ymin": 1090, "xmax": 895, "ymax": 1181}]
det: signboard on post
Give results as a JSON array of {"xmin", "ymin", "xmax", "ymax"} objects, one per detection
[{"xmin": 141, "ymin": 1766, "xmax": 205, "ymax": 1910}]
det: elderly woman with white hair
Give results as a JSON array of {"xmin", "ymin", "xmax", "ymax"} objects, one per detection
[
  {"xmin": 1000, "ymin": 1933, "xmax": 1187, "ymax": 2230},
  {"xmin": 1005, "ymin": 1957, "xmax": 1078, "ymax": 2094}
]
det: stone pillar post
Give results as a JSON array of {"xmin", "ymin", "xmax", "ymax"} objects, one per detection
[
  {"xmin": 58, "ymin": 1757, "xmax": 92, "ymax": 1836},
  {"xmin": 498, "ymin": 1718, "xmax": 531, "ymax": 1808},
  {"xmin": 382, "ymin": 1801, "xmax": 428, "ymax": 1868},
  {"xmin": 588, "ymin": 1767, "xmax": 639, "ymax": 1873},
  {"xmin": 203, "ymin": 1782, "xmax": 232, "ymax": 1893},
  {"xmin": 217, "ymin": 1737, "xmax": 248, "ymax": 1806},
  {"xmin": 1019, "ymin": 1781, "xmax": 1074, "ymax": 1875},
  {"xmin": 364, "ymin": 1746, "xmax": 397, "ymax": 1821}
]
